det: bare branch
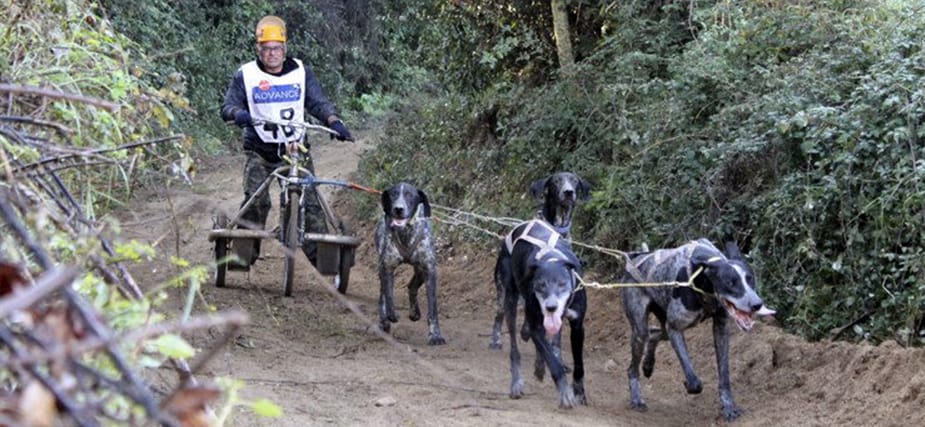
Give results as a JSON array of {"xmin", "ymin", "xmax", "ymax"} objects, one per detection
[
  {"xmin": 0, "ymin": 267, "xmax": 78, "ymax": 318},
  {"xmin": 0, "ymin": 83, "xmax": 119, "ymax": 112},
  {"xmin": 14, "ymin": 135, "xmax": 185, "ymax": 173},
  {"xmin": 0, "ymin": 114, "xmax": 73, "ymax": 136}
]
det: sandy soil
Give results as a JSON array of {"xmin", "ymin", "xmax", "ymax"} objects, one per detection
[{"xmin": 117, "ymin": 130, "xmax": 925, "ymax": 426}]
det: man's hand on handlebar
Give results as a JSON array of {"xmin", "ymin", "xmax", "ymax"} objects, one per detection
[
  {"xmin": 234, "ymin": 110, "xmax": 252, "ymax": 127},
  {"xmin": 328, "ymin": 120, "xmax": 354, "ymax": 142}
]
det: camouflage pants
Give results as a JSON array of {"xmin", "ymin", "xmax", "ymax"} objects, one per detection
[{"xmin": 240, "ymin": 150, "xmax": 328, "ymax": 265}]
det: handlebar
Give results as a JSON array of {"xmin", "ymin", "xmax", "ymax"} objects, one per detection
[{"xmin": 253, "ymin": 119, "xmax": 341, "ymax": 138}]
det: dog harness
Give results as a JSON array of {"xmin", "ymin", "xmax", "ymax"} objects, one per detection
[
  {"xmin": 504, "ymin": 219, "xmax": 569, "ymax": 262},
  {"xmin": 623, "ymin": 241, "xmax": 725, "ymax": 296}
]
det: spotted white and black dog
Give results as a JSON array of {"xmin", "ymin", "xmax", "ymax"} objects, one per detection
[
  {"xmin": 620, "ymin": 239, "xmax": 775, "ymax": 421},
  {"xmin": 375, "ymin": 182, "xmax": 445, "ymax": 345}
]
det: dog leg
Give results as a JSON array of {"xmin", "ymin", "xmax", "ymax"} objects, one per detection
[
  {"xmin": 713, "ymin": 315, "xmax": 742, "ymax": 421},
  {"xmin": 642, "ymin": 326, "xmax": 662, "ymax": 378},
  {"xmin": 424, "ymin": 267, "xmax": 446, "ymax": 345},
  {"xmin": 666, "ymin": 327, "xmax": 703, "ymax": 394},
  {"xmin": 378, "ymin": 265, "xmax": 399, "ymax": 333},
  {"xmin": 407, "ymin": 269, "xmax": 424, "ymax": 322},
  {"xmin": 623, "ymin": 291, "xmax": 650, "ymax": 412},
  {"xmin": 533, "ymin": 332, "xmax": 551, "ymax": 382},
  {"xmin": 533, "ymin": 330, "xmax": 570, "ymax": 382},
  {"xmin": 528, "ymin": 321, "xmax": 576, "ymax": 409},
  {"xmin": 506, "ymin": 288, "xmax": 524, "ymax": 399},
  {"xmin": 568, "ymin": 302, "xmax": 587, "ymax": 406},
  {"xmin": 490, "ymin": 253, "xmax": 509, "ymax": 350}
]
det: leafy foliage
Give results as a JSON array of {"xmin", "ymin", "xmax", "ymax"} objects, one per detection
[
  {"xmin": 361, "ymin": 0, "xmax": 925, "ymax": 345},
  {"xmin": 0, "ymin": 1, "xmax": 278, "ymax": 424}
]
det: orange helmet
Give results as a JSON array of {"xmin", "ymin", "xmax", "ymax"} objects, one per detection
[{"xmin": 256, "ymin": 16, "xmax": 286, "ymax": 43}]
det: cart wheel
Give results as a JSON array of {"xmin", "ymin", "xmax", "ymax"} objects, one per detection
[
  {"xmin": 213, "ymin": 213, "xmax": 229, "ymax": 288},
  {"xmin": 336, "ymin": 246, "xmax": 354, "ymax": 295},
  {"xmin": 282, "ymin": 193, "xmax": 300, "ymax": 297},
  {"xmin": 335, "ymin": 220, "xmax": 354, "ymax": 295}
]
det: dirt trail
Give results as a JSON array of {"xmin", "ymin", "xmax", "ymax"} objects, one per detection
[{"xmin": 118, "ymin": 130, "xmax": 925, "ymax": 426}]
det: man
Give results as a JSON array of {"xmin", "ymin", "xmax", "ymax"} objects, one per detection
[{"xmin": 220, "ymin": 15, "xmax": 352, "ymax": 270}]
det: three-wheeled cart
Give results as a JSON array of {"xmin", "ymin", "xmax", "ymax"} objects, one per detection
[{"xmin": 208, "ymin": 120, "xmax": 362, "ymax": 296}]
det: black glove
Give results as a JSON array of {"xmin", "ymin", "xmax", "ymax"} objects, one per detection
[
  {"xmin": 234, "ymin": 109, "xmax": 252, "ymax": 127},
  {"xmin": 329, "ymin": 120, "xmax": 353, "ymax": 142}
]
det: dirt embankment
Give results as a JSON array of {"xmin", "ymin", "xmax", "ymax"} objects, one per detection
[{"xmin": 119, "ymin": 131, "xmax": 925, "ymax": 426}]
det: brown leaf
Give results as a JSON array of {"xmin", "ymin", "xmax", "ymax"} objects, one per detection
[
  {"xmin": 0, "ymin": 262, "xmax": 28, "ymax": 297},
  {"xmin": 19, "ymin": 381, "xmax": 56, "ymax": 427},
  {"xmin": 162, "ymin": 385, "xmax": 221, "ymax": 427}
]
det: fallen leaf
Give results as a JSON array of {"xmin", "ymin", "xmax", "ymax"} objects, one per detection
[
  {"xmin": 162, "ymin": 385, "xmax": 221, "ymax": 427},
  {"xmin": 19, "ymin": 381, "xmax": 56, "ymax": 427}
]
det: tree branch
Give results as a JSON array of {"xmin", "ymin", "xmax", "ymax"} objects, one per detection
[
  {"xmin": 0, "ymin": 267, "xmax": 78, "ymax": 318},
  {"xmin": 0, "ymin": 114, "xmax": 73, "ymax": 136},
  {"xmin": 0, "ymin": 83, "xmax": 119, "ymax": 112},
  {"xmin": 14, "ymin": 135, "xmax": 185, "ymax": 173}
]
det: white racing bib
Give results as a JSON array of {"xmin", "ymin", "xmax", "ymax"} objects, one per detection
[{"xmin": 241, "ymin": 59, "xmax": 306, "ymax": 143}]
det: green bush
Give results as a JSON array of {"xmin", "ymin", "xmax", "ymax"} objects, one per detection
[{"xmin": 360, "ymin": 0, "xmax": 925, "ymax": 345}]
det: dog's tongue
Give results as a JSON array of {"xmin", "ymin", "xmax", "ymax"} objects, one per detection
[
  {"xmin": 732, "ymin": 310, "xmax": 755, "ymax": 332},
  {"xmin": 390, "ymin": 217, "xmax": 409, "ymax": 228},
  {"xmin": 543, "ymin": 313, "xmax": 562, "ymax": 338},
  {"xmin": 726, "ymin": 301, "xmax": 777, "ymax": 332}
]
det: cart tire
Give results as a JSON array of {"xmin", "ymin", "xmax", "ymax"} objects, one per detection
[
  {"xmin": 213, "ymin": 213, "xmax": 228, "ymax": 288},
  {"xmin": 335, "ymin": 220, "xmax": 354, "ymax": 295},
  {"xmin": 283, "ymin": 193, "xmax": 300, "ymax": 297},
  {"xmin": 336, "ymin": 247, "xmax": 353, "ymax": 295}
]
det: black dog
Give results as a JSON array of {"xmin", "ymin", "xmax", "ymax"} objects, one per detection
[
  {"xmin": 529, "ymin": 172, "xmax": 591, "ymax": 238},
  {"xmin": 496, "ymin": 219, "xmax": 587, "ymax": 408},
  {"xmin": 490, "ymin": 172, "xmax": 591, "ymax": 349},
  {"xmin": 375, "ymin": 183, "xmax": 445, "ymax": 345},
  {"xmin": 620, "ymin": 239, "xmax": 775, "ymax": 421}
]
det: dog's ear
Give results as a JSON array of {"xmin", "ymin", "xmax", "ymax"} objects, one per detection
[
  {"xmin": 724, "ymin": 241, "xmax": 744, "ymax": 261},
  {"xmin": 564, "ymin": 256, "xmax": 581, "ymax": 276},
  {"xmin": 690, "ymin": 245, "xmax": 723, "ymax": 270},
  {"xmin": 578, "ymin": 177, "xmax": 592, "ymax": 202},
  {"xmin": 529, "ymin": 177, "xmax": 549, "ymax": 201},
  {"xmin": 416, "ymin": 189, "xmax": 431, "ymax": 217},
  {"xmin": 380, "ymin": 188, "xmax": 392, "ymax": 216}
]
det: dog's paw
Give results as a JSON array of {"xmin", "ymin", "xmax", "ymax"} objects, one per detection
[
  {"xmin": 630, "ymin": 400, "xmax": 648, "ymax": 412},
  {"xmin": 684, "ymin": 378, "xmax": 703, "ymax": 395},
  {"xmin": 427, "ymin": 334, "xmax": 446, "ymax": 345},
  {"xmin": 642, "ymin": 360, "xmax": 655, "ymax": 378},
  {"xmin": 379, "ymin": 320, "xmax": 391, "ymax": 333},
  {"xmin": 558, "ymin": 387, "xmax": 578, "ymax": 409},
  {"xmin": 642, "ymin": 353, "xmax": 656, "ymax": 378},
  {"xmin": 387, "ymin": 312, "xmax": 399, "ymax": 323},
  {"xmin": 488, "ymin": 341, "xmax": 502, "ymax": 350},
  {"xmin": 533, "ymin": 358, "xmax": 546, "ymax": 382},
  {"xmin": 722, "ymin": 405, "xmax": 743, "ymax": 421},
  {"xmin": 573, "ymin": 382, "xmax": 587, "ymax": 406},
  {"xmin": 408, "ymin": 308, "xmax": 421, "ymax": 322},
  {"xmin": 509, "ymin": 379, "xmax": 525, "ymax": 399}
]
